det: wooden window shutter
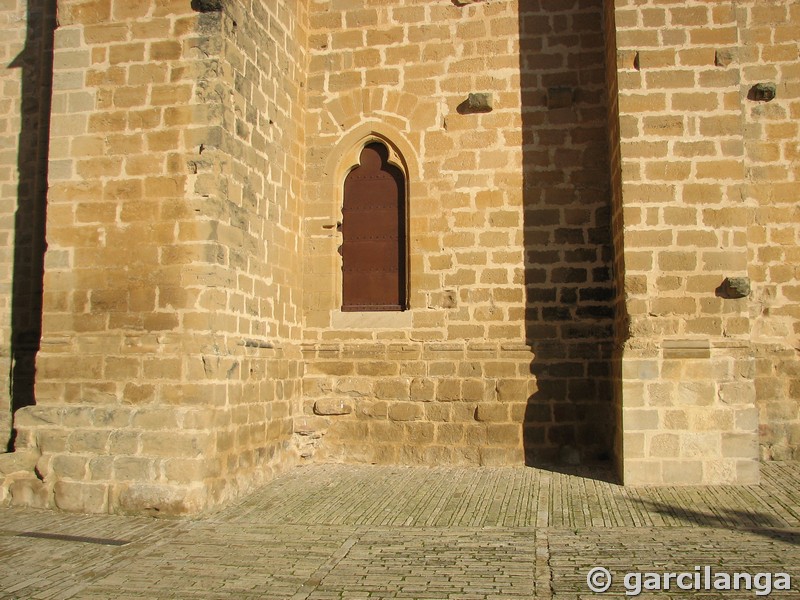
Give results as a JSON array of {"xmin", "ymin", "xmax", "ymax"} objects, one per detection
[{"xmin": 341, "ymin": 142, "xmax": 406, "ymax": 311}]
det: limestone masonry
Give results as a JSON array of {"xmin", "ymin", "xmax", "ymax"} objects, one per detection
[{"xmin": 0, "ymin": 0, "xmax": 797, "ymax": 515}]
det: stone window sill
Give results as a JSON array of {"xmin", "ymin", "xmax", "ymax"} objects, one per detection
[{"xmin": 331, "ymin": 310, "xmax": 412, "ymax": 329}]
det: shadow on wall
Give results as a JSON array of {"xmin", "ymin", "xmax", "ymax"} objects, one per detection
[
  {"xmin": 6, "ymin": 0, "xmax": 56, "ymax": 451},
  {"xmin": 518, "ymin": 0, "xmax": 616, "ymax": 471}
]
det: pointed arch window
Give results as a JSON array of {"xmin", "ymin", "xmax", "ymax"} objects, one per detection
[{"xmin": 341, "ymin": 142, "xmax": 407, "ymax": 311}]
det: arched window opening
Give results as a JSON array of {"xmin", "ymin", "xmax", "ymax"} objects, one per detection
[{"xmin": 341, "ymin": 142, "xmax": 406, "ymax": 311}]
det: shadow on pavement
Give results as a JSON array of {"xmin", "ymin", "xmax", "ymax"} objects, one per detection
[{"xmin": 633, "ymin": 498, "xmax": 800, "ymax": 545}]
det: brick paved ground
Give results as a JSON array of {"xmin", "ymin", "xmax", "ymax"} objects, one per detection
[{"xmin": 1, "ymin": 462, "xmax": 799, "ymax": 599}]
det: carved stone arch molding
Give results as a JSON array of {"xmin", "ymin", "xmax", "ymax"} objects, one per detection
[
  {"xmin": 321, "ymin": 121, "xmax": 421, "ymax": 325},
  {"xmin": 324, "ymin": 121, "xmax": 420, "ymax": 191}
]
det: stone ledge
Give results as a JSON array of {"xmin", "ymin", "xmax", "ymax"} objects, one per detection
[
  {"xmin": 662, "ymin": 339, "xmax": 711, "ymax": 359},
  {"xmin": 331, "ymin": 310, "xmax": 412, "ymax": 329}
]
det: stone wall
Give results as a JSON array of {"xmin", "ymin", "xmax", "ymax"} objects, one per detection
[
  {"xmin": 610, "ymin": 0, "xmax": 793, "ymax": 484},
  {"xmin": 603, "ymin": 0, "xmax": 626, "ymax": 475},
  {"xmin": 202, "ymin": 0, "xmax": 308, "ymax": 502},
  {"xmin": 739, "ymin": 0, "xmax": 800, "ymax": 461},
  {"xmin": 298, "ymin": 0, "xmax": 615, "ymax": 466},
  {"xmin": 0, "ymin": 0, "xmax": 27, "ymax": 448},
  {"xmin": 519, "ymin": 0, "xmax": 615, "ymax": 466},
  {"xmin": 0, "ymin": 0, "xmax": 797, "ymax": 516},
  {"xmin": 3, "ymin": 0, "xmax": 308, "ymax": 514},
  {"xmin": 0, "ymin": 0, "xmax": 55, "ymax": 451}
]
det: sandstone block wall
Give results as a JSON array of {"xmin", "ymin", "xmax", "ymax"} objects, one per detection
[
  {"xmin": 298, "ymin": 0, "xmax": 615, "ymax": 466},
  {"xmin": 613, "ymin": 0, "xmax": 757, "ymax": 484},
  {"xmin": 610, "ymin": 0, "xmax": 799, "ymax": 483},
  {"xmin": 0, "ymin": 0, "xmax": 28, "ymax": 447},
  {"xmin": 4, "ymin": 0, "xmax": 307, "ymax": 515},
  {"xmin": 1, "ymin": 0, "xmax": 798, "ymax": 515},
  {"xmin": 602, "ymin": 0, "xmax": 626, "ymax": 472},
  {"xmin": 0, "ymin": 0, "xmax": 55, "ymax": 451},
  {"xmin": 198, "ymin": 0, "xmax": 308, "ymax": 500},
  {"xmin": 739, "ymin": 0, "xmax": 800, "ymax": 461}
]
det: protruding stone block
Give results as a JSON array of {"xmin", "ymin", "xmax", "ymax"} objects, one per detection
[
  {"xmin": 190, "ymin": 0, "xmax": 223, "ymax": 12},
  {"xmin": 717, "ymin": 276, "xmax": 750, "ymax": 299},
  {"xmin": 748, "ymin": 82, "xmax": 777, "ymax": 102},
  {"xmin": 662, "ymin": 339, "xmax": 711, "ymax": 359},
  {"xmin": 313, "ymin": 398, "xmax": 352, "ymax": 416},
  {"xmin": 467, "ymin": 92, "xmax": 492, "ymax": 112}
]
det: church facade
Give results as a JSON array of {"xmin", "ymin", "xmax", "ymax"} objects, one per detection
[{"xmin": 0, "ymin": 0, "xmax": 797, "ymax": 514}]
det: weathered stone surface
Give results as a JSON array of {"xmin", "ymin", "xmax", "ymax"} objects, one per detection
[
  {"xmin": 475, "ymin": 404, "xmax": 508, "ymax": 423},
  {"xmin": 293, "ymin": 416, "xmax": 329, "ymax": 436},
  {"xmin": 465, "ymin": 92, "xmax": 492, "ymax": 113},
  {"xmin": 661, "ymin": 339, "xmax": 711, "ymax": 359},
  {"xmin": 0, "ymin": 0, "xmax": 797, "ymax": 517},
  {"xmin": 116, "ymin": 483, "xmax": 206, "ymax": 516},
  {"xmin": 8, "ymin": 478, "xmax": 43, "ymax": 509},
  {"xmin": 191, "ymin": 0, "xmax": 223, "ymax": 12},
  {"xmin": 714, "ymin": 48, "xmax": 737, "ymax": 67},
  {"xmin": 388, "ymin": 403, "xmax": 423, "ymax": 422},
  {"xmin": 717, "ymin": 276, "xmax": 751, "ymax": 299},
  {"xmin": 748, "ymin": 82, "xmax": 777, "ymax": 102},
  {"xmin": 0, "ymin": 448, "xmax": 40, "ymax": 475},
  {"xmin": 4, "ymin": 463, "xmax": 800, "ymax": 598},
  {"xmin": 313, "ymin": 398, "xmax": 353, "ymax": 416},
  {"xmin": 54, "ymin": 481, "xmax": 108, "ymax": 514}
]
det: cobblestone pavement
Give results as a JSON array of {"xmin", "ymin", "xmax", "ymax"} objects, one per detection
[{"xmin": 1, "ymin": 462, "xmax": 799, "ymax": 599}]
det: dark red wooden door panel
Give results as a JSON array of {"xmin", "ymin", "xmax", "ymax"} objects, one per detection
[{"xmin": 342, "ymin": 142, "xmax": 406, "ymax": 311}]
